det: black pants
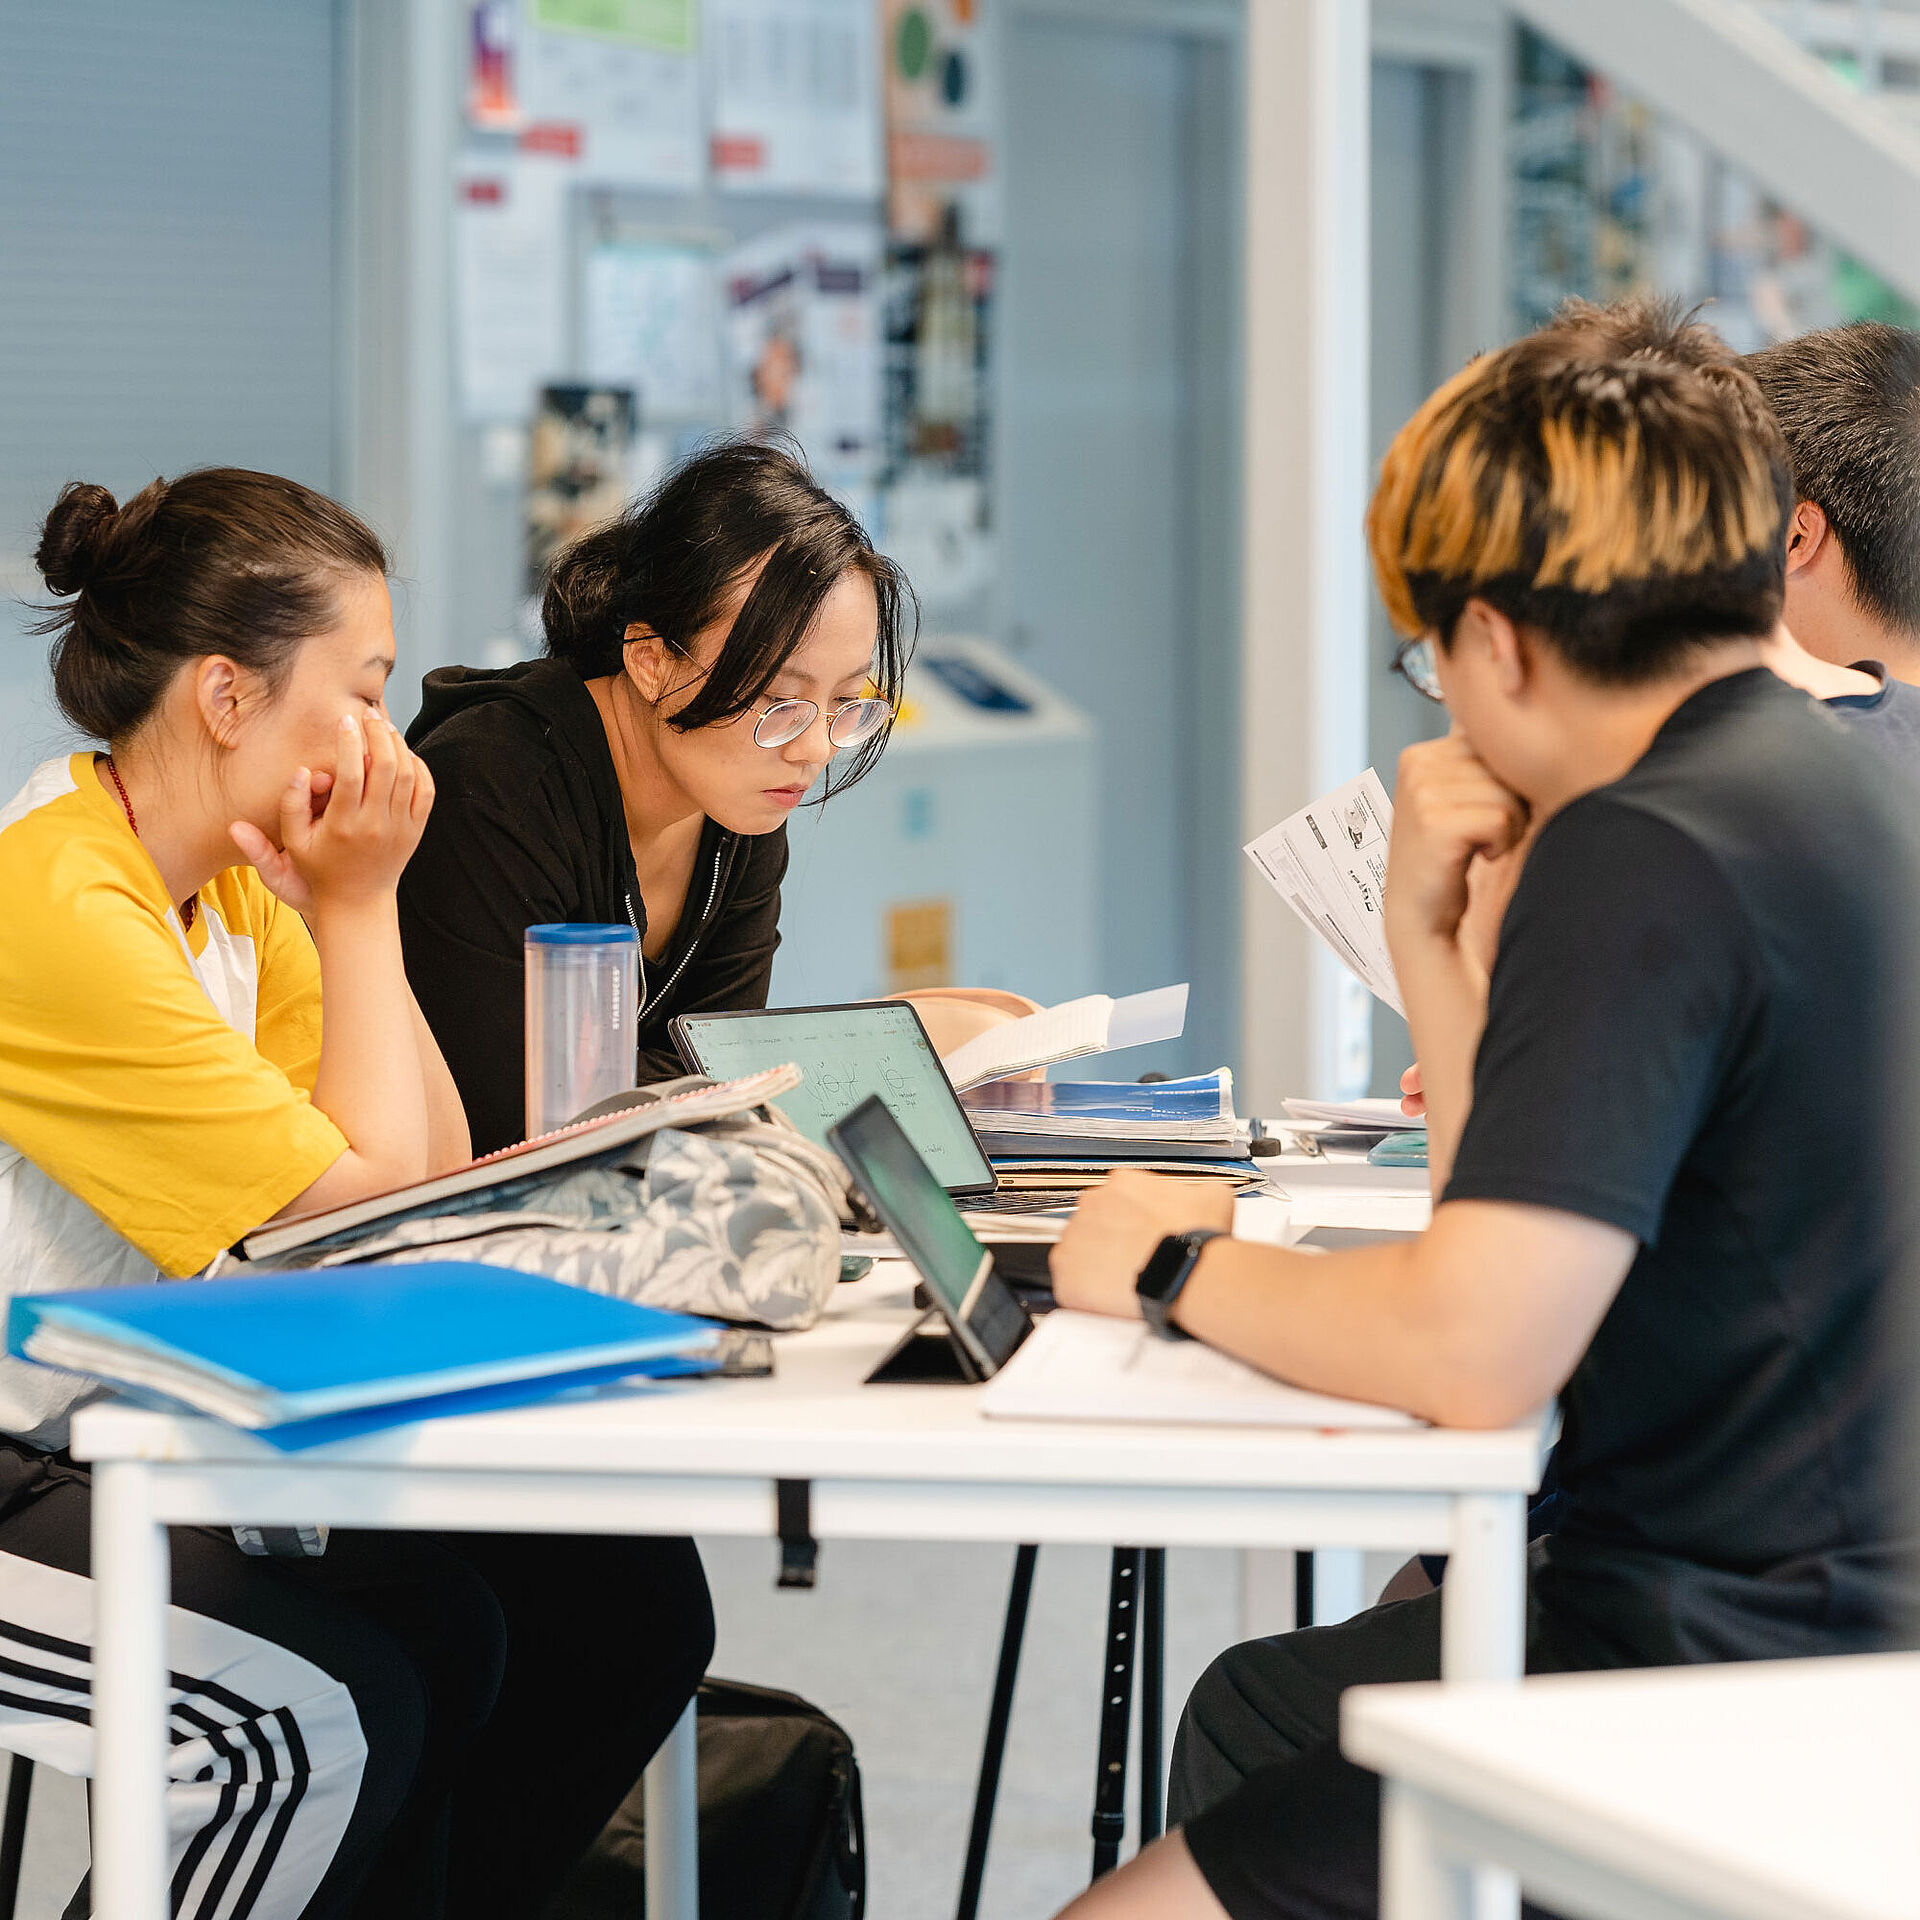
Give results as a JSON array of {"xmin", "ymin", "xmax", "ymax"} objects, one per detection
[
  {"xmin": 1170, "ymin": 1589, "xmax": 1565, "ymax": 1920},
  {"xmin": 0, "ymin": 1440, "xmax": 713, "ymax": 1919}
]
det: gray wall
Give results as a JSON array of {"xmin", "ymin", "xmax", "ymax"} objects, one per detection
[
  {"xmin": 0, "ymin": 0, "xmax": 341, "ymax": 792},
  {"xmin": 999, "ymin": 7, "xmax": 1242, "ymax": 1076},
  {"xmin": 1367, "ymin": 55, "xmax": 1482, "ymax": 1094}
]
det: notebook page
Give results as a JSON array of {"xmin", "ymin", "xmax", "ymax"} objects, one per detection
[
  {"xmin": 942, "ymin": 995, "xmax": 1114, "ymax": 1091},
  {"xmin": 980, "ymin": 1310, "xmax": 1420, "ymax": 1428},
  {"xmin": 942, "ymin": 985, "xmax": 1192, "ymax": 1093}
]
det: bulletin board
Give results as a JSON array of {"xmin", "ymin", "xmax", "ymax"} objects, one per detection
[{"xmin": 450, "ymin": 0, "xmax": 1000, "ymax": 655}]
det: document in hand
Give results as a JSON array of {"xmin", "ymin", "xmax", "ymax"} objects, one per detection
[
  {"xmin": 940, "ymin": 984, "xmax": 1189, "ymax": 1092},
  {"xmin": 1244, "ymin": 771, "xmax": 1402, "ymax": 1014},
  {"xmin": 7, "ymin": 1263, "xmax": 719, "ymax": 1450},
  {"xmin": 978, "ymin": 1310, "xmax": 1420, "ymax": 1428}
]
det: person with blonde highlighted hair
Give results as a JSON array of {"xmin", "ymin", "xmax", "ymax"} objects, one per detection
[{"xmin": 1040, "ymin": 313, "xmax": 1920, "ymax": 1920}]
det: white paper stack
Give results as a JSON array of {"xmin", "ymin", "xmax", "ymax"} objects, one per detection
[
  {"xmin": 1281, "ymin": 1097, "xmax": 1425, "ymax": 1135},
  {"xmin": 1267, "ymin": 1158, "xmax": 1433, "ymax": 1233},
  {"xmin": 1245, "ymin": 771, "xmax": 1402, "ymax": 1014}
]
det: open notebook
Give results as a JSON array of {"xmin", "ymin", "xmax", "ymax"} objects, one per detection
[{"xmin": 979, "ymin": 1310, "xmax": 1420, "ymax": 1429}]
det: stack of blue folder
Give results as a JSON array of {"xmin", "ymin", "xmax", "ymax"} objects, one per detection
[{"xmin": 7, "ymin": 1262, "xmax": 718, "ymax": 1450}]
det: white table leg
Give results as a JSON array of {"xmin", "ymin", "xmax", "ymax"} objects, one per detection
[
  {"xmin": 92, "ymin": 1460, "xmax": 171, "ymax": 1920},
  {"xmin": 1312, "ymin": 1547, "xmax": 1367, "ymax": 1625},
  {"xmin": 1440, "ymin": 1492, "xmax": 1525, "ymax": 1683},
  {"xmin": 1438, "ymin": 1493, "xmax": 1525, "ymax": 1920},
  {"xmin": 644, "ymin": 1696, "xmax": 699, "ymax": 1920},
  {"xmin": 1381, "ymin": 1781, "xmax": 1473, "ymax": 1920}
]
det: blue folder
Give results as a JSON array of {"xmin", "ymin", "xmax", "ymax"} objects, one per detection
[{"xmin": 8, "ymin": 1262, "xmax": 719, "ymax": 1451}]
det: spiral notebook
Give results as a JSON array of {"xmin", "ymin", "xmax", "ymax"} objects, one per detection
[{"xmin": 239, "ymin": 1063, "xmax": 801, "ymax": 1262}]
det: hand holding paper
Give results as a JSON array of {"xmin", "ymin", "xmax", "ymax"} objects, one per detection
[
  {"xmin": 1245, "ymin": 771, "xmax": 1403, "ymax": 1013},
  {"xmin": 939, "ymin": 984, "xmax": 1189, "ymax": 1092},
  {"xmin": 1245, "ymin": 750, "xmax": 1528, "ymax": 1015}
]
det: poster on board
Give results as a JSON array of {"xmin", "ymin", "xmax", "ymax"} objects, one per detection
[
  {"xmin": 583, "ymin": 243, "xmax": 726, "ymax": 419},
  {"xmin": 529, "ymin": 0, "xmax": 695, "ymax": 53},
  {"xmin": 517, "ymin": 19, "xmax": 703, "ymax": 191},
  {"xmin": 882, "ymin": 0, "xmax": 999, "ymax": 244},
  {"xmin": 722, "ymin": 223, "xmax": 883, "ymax": 484},
  {"xmin": 708, "ymin": 0, "xmax": 883, "ymax": 198},
  {"xmin": 877, "ymin": 0, "xmax": 999, "ymax": 607},
  {"xmin": 526, "ymin": 385, "xmax": 638, "ymax": 596},
  {"xmin": 453, "ymin": 154, "xmax": 569, "ymax": 423}
]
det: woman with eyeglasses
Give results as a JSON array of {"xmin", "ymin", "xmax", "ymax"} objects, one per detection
[{"xmin": 401, "ymin": 439, "xmax": 913, "ymax": 1155}]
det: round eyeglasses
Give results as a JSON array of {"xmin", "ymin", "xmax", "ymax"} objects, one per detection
[
  {"xmin": 1391, "ymin": 635, "xmax": 1445, "ymax": 703},
  {"xmin": 751, "ymin": 696, "xmax": 894, "ymax": 751}
]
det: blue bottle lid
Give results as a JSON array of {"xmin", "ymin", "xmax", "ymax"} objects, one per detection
[{"xmin": 523, "ymin": 922, "xmax": 640, "ymax": 946}]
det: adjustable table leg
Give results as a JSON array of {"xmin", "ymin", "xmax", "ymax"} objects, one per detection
[
  {"xmin": 1138, "ymin": 1548, "xmax": 1165, "ymax": 1843},
  {"xmin": 1090, "ymin": 1547, "xmax": 1142, "ymax": 1880},
  {"xmin": 956, "ymin": 1544, "xmax": 1038, "ymax": 1920}
]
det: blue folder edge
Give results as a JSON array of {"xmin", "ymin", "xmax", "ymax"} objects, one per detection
[
  {"xmin": 140, "ymin": 1350, "xmax": 724, "ymax": 1452},
  {"xmin": 6, "ymin": 1263, "xmax": 722, "ymax": 1423}
]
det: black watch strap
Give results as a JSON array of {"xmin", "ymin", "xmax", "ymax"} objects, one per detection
[{"xmin": 1136, "ymin": 1228, "xmax": 1223, "ymax": 1341}]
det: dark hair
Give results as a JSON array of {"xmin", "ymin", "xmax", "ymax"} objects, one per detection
[
  {"xmin": 541, "ymin": 439, "xmax": 915, "ymax": 796},
  {"xmin": 1744, "ymin": 321, "xmax": 1920, "ymax": 638},
  {"xmin": 31, "ymin": 468, "xmax": 389, "ymax": 741},
  {"xmin": 1369, "ymin": 296, "xmax": 1789, "ymax": 684}
]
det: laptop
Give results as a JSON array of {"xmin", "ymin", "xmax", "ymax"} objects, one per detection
[{"xmin": 672, "ymin": 1001, "xmax": 997, "ymax": 1201}]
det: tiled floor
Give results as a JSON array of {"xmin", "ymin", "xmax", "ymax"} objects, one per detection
[{"xmin": 12, "ymin": 1540, "xmax": 1362, "ymax": 1918}]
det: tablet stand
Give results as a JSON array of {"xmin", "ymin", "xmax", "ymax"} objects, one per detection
[{"xmin": 864, "ymin": 1308, "xmax": 980, "ymax": 1384}]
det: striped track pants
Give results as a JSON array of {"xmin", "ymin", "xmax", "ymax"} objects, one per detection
[{"xmin": 0, "ymin": 1549, "xmax": 365, "ymax": 1920}]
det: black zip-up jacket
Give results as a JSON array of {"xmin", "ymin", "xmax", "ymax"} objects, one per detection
[{"xmin": 400, "ymin": 659, "xmax": 788, "ymax": 1155}]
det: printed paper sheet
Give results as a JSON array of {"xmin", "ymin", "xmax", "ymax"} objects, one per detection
[{"xmin": 1245, "ymin": 770, "xmax": 1402, "ymax": 1015}]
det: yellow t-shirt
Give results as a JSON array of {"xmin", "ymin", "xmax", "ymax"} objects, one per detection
[{"xmin": 0, "ymin": 753, "xmax": 348, "ymax": 1444}]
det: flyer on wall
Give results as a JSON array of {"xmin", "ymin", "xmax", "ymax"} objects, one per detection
[
  {"xmin": 708, "ymin": 0, "xmax": 883, "ymax": 197},
  {"xmin": 722, "ymin": 223, "xmax": 884, "ymax": 488}
]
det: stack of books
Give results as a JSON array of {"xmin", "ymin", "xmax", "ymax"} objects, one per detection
[{"xmin": 962, "ymin": 1070, "xmax": 1260, "ymax": 1198}]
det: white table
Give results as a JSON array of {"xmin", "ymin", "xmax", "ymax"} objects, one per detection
[
  {"xmin": 1344, "ymin": 1652, "xmax": 1920, "ymax": 1920},
  {"xmin": 73, "ymin": 1266, "xmax": 1545, "ymax": 1920}
]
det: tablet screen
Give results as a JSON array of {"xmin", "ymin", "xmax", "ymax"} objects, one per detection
[
  {"xmin": 829, "ymin": 1098, "xmax": 992, "ymax": 1322},
  {"xmin": 675, "ymin": 1003, "xmax": 996, "ymax": 1195},
  {"xmin": 828, "ymin": 1096, "xmax": 1031, "ymax": 1377}
]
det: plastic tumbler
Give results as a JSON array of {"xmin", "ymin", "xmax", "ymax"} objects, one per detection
[{"xmin": 523, "ymin": 923, "xmax": 641, "ymax": 1138}]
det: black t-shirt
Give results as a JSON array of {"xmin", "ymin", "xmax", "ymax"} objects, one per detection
[
  {"xmin": 1825, "ymin": 658, "xmax": 1920, "ymax": 770},
  {"xmin": 1445, "ymin": 669, "xmax": 1920, "ymax": 1667},
  {"xmin": 401, "ymin": 661, "xmax": 788, "ymax": 1156}
]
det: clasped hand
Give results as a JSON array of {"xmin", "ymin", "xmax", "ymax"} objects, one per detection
[
  {"xmin": 1384, "ymin": 730, "xmax": 1529, "ymax": 954},
  {"xmin": 230, "ymin": 711, "xmax": 435, "ymax": 917}
]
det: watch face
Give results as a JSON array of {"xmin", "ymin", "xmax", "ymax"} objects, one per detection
[{"xmin": 1139, "ymin": 1232, "xmax": 1195, "ymax": 1302}]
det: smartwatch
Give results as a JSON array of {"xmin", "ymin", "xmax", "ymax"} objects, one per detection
[{"xmin": 1135, "ymin": 1228, "xmax": 1222, "ymax": 1341}]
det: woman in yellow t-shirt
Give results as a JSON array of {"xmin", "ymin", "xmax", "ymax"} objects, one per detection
[{"xmin": 0, "ymin": 471, "xmax": 712, "ymax": 1920}]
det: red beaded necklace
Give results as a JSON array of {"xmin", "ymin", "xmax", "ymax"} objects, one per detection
[{"xmin": 103, "ymin": 755, "xmax": 196, "ymax": 932}]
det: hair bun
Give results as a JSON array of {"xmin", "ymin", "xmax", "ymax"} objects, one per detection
[{"xmin": 35, "ymin": 482, "xmax": 122, "ymax": 596}]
